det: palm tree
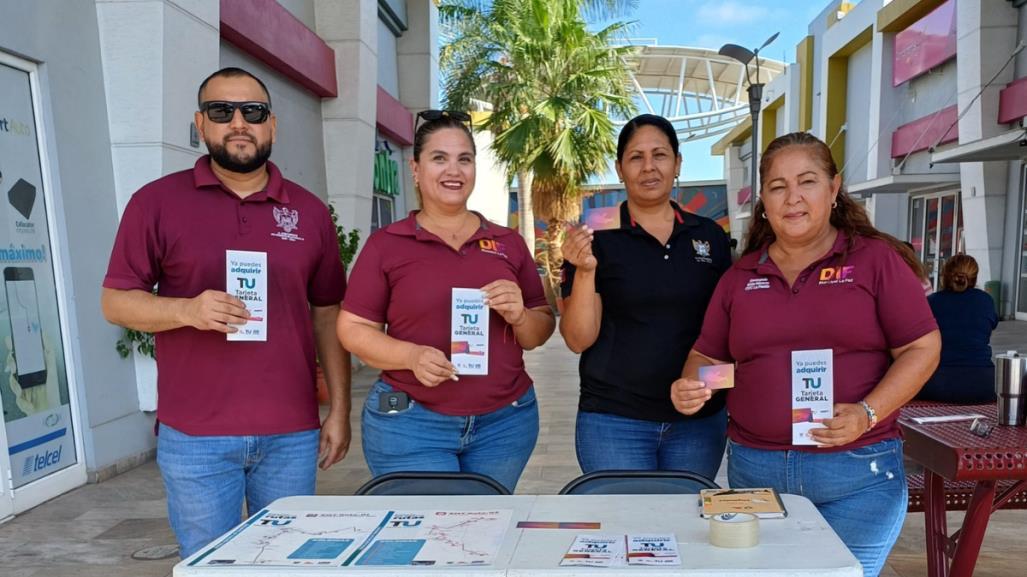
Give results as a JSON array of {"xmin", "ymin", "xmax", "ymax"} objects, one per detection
[{"xmin": 440, "ymin": 0, "xmax": 637, "ymax": 291}]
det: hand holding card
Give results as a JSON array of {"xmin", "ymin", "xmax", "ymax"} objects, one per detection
[{"xmin": 698, "ymin": 363, "xmax": 735, "ymax": 390}]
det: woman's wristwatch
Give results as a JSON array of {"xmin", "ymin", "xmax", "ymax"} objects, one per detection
[{"xmin": 859, "ymin": 400, "xmax": 878, "ymax": 432}]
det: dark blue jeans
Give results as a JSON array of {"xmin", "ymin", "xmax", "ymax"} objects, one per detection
[
  {"xmin": 574, "ymin": 407, "xmax": 727, "ymax": 478},
  {"xmin": 728, "ymin": 437, "xmax": 907, "ymax": 577},
  {"xmin": 361, "ymin": 380, "xmax": 539, "ymax": 492}
]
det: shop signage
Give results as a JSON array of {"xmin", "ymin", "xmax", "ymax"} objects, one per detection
[
  {"xmin": 893, "ymin": 0, "xmax": 956, "ymax": 86},
  {"xmin": 0, "ymin": 61, "xmax": 76, "ymax": 488},
  {"xmin": 373, "ymin": 150, "xmax": 399, "ymax": 197}
]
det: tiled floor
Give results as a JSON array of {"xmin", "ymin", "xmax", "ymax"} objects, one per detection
[{"xmin": 3, "ymin": 324, "xmax": 1027, "ymax": 576}]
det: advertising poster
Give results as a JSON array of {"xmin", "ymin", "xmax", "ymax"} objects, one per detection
[{"xmin": 0, "ymin": 61, "xmax": 76, "ymax": 488}]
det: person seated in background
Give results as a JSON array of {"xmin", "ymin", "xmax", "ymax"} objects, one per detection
[{"xmin": 916, "ymin": 254, "xmax": 998, "ymax": 404}]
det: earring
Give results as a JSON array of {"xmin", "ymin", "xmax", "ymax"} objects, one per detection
[
  {"xmin": 761, "ymin": 212, "xmax": 767, "ymax": 220},
  {"xmin": 832, "ymin": 201, "xmax": 838, "ymax": 209}
]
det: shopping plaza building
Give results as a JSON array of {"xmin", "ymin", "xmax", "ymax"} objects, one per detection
[
  {"xmin": 0, "ymin": 0, "xmax": 442, "ymax": 518},
  {"xmin": 714, "ymin": 0, "xmax": 1027, "ymax": 316}
]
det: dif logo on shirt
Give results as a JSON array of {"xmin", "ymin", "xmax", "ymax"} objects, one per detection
[
  {"xmin": 818, "ymin": 265, "xmax": 855, "ymax": 285},
  {"xmin": 478, "ymin": 239, "xmax": 508, "ymax": 259}
]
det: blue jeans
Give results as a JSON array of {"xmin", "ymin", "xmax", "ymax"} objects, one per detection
[
  {"xmin": 156, "ymin": 423, "xmax": 319, "ymax": 558},
  {"xmin": 727, "ymin": 437, "xmax": 907, "ymax": 577},
  {"xmin": 575, "ymin": 407, "xmax": 727, "ymax": 479},
  {"xmin": 361, "ymin": 380, "xmax": 539, "ymax": 492}
]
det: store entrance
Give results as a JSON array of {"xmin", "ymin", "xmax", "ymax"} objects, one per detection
[{"xmin": 909, "ymin": 191, "xmax": 962, "ymax": 291}]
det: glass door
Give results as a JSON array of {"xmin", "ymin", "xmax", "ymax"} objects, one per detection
[
  {"xmin": 0, "ymin": 52, "xmax": 85, "ymax": 515},
  {"xmin": 1016, "ymin": 165, "xmax": 1027, "ymax": 318},
  {"xmin": 909, "ymin": 191, "xmax": 962, "ymax": 290}
]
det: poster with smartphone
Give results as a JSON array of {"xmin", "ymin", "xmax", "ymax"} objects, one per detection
[{"xmin": 0, "ymin": 61, "xmax": 76, "ymax": 488}]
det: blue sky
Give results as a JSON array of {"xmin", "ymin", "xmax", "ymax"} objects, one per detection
[{"xmin": 595, "ymin": 0, "xmax": 841, "ymax": 183}]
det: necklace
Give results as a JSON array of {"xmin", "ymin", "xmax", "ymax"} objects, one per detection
[{"xmin": 421, "ymin": 211, "xmax": 475, "ymax": 241}]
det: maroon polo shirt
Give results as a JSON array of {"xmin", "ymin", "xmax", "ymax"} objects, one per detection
[
  {"xmin": 103, "ymin": 156, "xmax": 346, "ymax": 436},
  {"xmin": 694, "ymin": 232, "xmax": 937, "ymax": 451},
  {"xmin": 342, "ymin": 212, "xmax": 547, "ymax": 415}
]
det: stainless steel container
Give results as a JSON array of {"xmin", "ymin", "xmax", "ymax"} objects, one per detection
[{"xmin": 994, "ymin": 351, "xmax": 1027, "ymax": 426}]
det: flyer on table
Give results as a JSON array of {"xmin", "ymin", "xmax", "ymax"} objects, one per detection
[
  {"xmin": 561, "ymin": 534, "xmax": 624, "ymax": 567},
  {"xmin": 626, "ymin": 534, "xmax": 680, "ymax": 565},
  {"xmin": 451, "ymin": 287, "xmax": 488, "ymax": 375},
  {"xmin": 226, "ymin": 250, "xmax": 267, "ymax": 341},
  {"xmin": 791, "ymin": 349, "xmax": 834, "ymax": 445}
]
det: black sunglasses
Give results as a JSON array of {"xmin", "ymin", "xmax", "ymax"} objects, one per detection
[
  {"xmin": 414, "ymin": 109, "xmax": 472, "ymax": 132},
  {"xmin": 200, "ymin": 101, "xmax": 271, "ymax": 124}
]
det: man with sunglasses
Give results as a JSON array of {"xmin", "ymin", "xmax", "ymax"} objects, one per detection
[{"xmin": 101, "ymin": 67, "xmax": 350, "ymax": 559}]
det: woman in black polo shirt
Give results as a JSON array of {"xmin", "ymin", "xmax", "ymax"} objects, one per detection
[{"xmin": 559, "ymin": 114, "xmax": 731, "ymax": 476}]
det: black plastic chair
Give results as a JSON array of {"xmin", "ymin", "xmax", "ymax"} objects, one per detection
[
  {"xmin": 354, "ymin": 471, "xmax": 512, "ymax": 496},
  {"xmin": 558, "ymin": 470, "xmax": 720, "ymax": 495}
]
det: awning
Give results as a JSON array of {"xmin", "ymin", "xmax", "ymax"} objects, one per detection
[
  {"xmin": 930, "ymin": 128, "xmax": 1027, "ymax": 164},
  {"xmin": 847, "ymin": 173, "xmax": 960, "ymax": 196},
  {"xmin": 736, "ymin": 185, "xmax": 752, "ymax": 206}
]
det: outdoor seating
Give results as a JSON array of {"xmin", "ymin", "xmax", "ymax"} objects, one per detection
[
  {"xmin": 558, "ymin": 469, "xmax": 720, "ymax": 495},
  {"xmin": 354, "ymin": 471, "xmax": 512, "ymax": 496}
]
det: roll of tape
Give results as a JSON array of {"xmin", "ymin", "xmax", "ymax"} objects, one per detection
[{"xmin": 709, "ymin": 512, "xmax": 759, "ymax": 548}]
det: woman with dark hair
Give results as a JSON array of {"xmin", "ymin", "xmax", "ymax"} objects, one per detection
[
  {"xmin": 671, "ymin": 132, "xmax": 940, "ymax": 577},
  {"xmin": 337, "ymin": 111, "xmax": 555, "ymax": 491},
  {"xmin": 916, "ymin": 254, "xmax": 998, "ymax": 403},
  {"xmin": 560, "ymin": 114, "xmax": 731, "ymax": 476}
]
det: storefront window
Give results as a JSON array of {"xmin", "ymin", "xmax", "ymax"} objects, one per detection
[
  {"xmin": 371, "ymin": 195, "xmax": 394, "ymax": 232},
  {"xmin": 0, "ymin": 60, "xmax": 77, "ymax": 488},
  {"xmin": 909, "ymin": 191, "xmax": 962, "ymax": 290},
  {"xmin": 370, "ymin": 145, "xmax": 400, "ymax": 232}
]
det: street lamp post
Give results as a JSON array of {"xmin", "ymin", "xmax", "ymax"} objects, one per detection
[{"xmin": 719, "ymin": 32, "xmax": 779, "ymax": 219}]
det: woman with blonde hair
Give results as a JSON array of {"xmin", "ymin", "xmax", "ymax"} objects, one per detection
[{"xmin": 915, "ymin": 254, "xmax": 998, "ymax": 403}]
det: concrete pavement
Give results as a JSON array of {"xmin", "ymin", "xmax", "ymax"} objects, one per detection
[{"xmin": 3, "ymin": 322, "xmax": 1027, "ymax": 576}]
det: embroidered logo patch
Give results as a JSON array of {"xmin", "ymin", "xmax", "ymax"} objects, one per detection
[
  {"xmin": 745, "ymin": 277, "xmax": 771, "ymax": 291},
  {"xmin": 818, "ymin": 266, "xmax": 855, "ymax": 285},
  {"xmin": 478, "ymin": 239, "xmax": 508, "ymax": 258},
  {"xmin": 692, "ymin": 239, "xmax": 712, "ymax": 263},
  {"xmin": 270, "ymin": 207, "xmax": 304, "ymax": 242}
]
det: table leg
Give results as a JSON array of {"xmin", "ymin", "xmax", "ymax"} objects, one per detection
[
  {"xmin": 948, "ymin": 480, "xmax": 997, "ymax": 577},
  {"xmin": 923, "ymin": 470, "xmax": 948, "ymax": 577}
]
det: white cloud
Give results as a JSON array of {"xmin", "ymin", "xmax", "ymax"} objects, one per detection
[{"xmin": 695, "ymin": 1, "xmax": 771, "ymax": 25}]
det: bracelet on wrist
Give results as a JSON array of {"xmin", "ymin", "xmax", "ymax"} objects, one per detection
[{"xmin": 859, "ymin": 400, "xmax": 878, "ymax": 433}]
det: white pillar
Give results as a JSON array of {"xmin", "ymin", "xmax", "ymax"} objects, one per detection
[
  {"xmin": 956, "ymin": 0, "xmax": 1018, "ymax": 285},
  {"xmin": 316, "ymin": 0, "xmax": 378, "ymax": 242},
  {"xmin": 94, "ymin": 0, "xmax": 219, "ymax": 411},
  {"xmin": 395, "ymin": 0, "xmax": 440, "ymax": 213}
]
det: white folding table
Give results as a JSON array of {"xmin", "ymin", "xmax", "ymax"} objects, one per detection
[{"xmin": 175, "ymin": 493, "xmax": 862, "ymax": 576}]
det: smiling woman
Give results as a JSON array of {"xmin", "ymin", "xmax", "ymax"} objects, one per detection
[
  {"xmin": 672, "ymin": 132, "xmax": 941, "ymax": 577},
  {"xmin": 336, "ymin": 110, "xmax": 556, "ymax": 492}
]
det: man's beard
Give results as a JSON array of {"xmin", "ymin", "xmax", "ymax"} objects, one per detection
[{"xmin": 207, "ymin": 137, "xmax": 272, "ymax": 174}]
